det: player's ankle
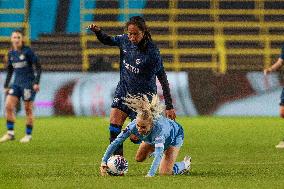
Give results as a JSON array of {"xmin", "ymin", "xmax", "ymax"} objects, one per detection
[{"xmin": 7, "ymin": 130, "xmax": 14, "ymax": 136}]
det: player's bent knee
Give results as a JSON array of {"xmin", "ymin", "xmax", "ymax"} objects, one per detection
[
  {"xmin": 135, "ymin": 155, "xmax": 145, "ymax": 162},
  {"xmin": 5, "ymin": 104, "xmax": 14, "ymax": 113},
  {"xmin": 159, "ymin": 169, "xmax": 172, "ymax": 176}
]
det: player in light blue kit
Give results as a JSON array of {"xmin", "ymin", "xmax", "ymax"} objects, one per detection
[{"xmin": 100, "ymin": 95, "xmax": 191, "ymax": 177}]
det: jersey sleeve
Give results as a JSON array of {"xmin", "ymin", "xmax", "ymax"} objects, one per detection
[
  {"xmin": 4, "ymin": 52, "xmax": 14, "ymax": 88},
  {"xmin": 280, "ymin": 45, "xmax": 284, "ymax": 60},
  {"xmin": 101, "ymin": 122, "xmax": 135, "ymax": 163},
  {"xmin": 152, "ymin": 48, "xmax": 164, "ymax": 75},
  {"xmin": 95, "ymin": 30, "xmax": 124, "ymax": 46},
  {"xmin": 147, "ymin": 135, "xmax": 166, "ymax": 176},
  {"xmin": 153, "ymin": 49, "xmax": 174, "ymax": 110},
  {"xmin": 27, "ymin": 48, "xmax": 38, "ymax": 64},
  {"xmin": 7, "ymin": 52, "xmax": 12, "ymax": 65},
  {"xmin": 27, "ymin": 48, "xmax": 41, "ymax": 85}
]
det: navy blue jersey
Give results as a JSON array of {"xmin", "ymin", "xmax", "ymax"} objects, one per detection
[
  {"xmin": 5, "ymin": 46, "xmax": 41, "ymax": 88},
  {"xmin": 280, "ymin": 45, "xmax": 284, "ymax": 60},
  {"xmin": 104, "ymin": 34, "xmax": 164, "ymax": 94},
  {"xmin": 95, "ymin": 31, "xmax": 173, "ymax": 109}
]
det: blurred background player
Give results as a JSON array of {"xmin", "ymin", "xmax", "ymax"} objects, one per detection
[
  {"xmin": 88, "ymin": 16, "xmax": 176, "ymax": 155},
  {"xmin": 264, "ymin": 45, "xmax": 284, "ymax": 149},
  {"xmin": 100, "ymin": 94, "xmax": 191, "ymax": 177},
  {"xmin": 0, "ymin": 30, "xmax": 41, "ymax": 143}
]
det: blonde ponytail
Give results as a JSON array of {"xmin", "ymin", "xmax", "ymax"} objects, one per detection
[{"xmin": 123, "ymin": 94, "xmax": 165, "ymax": 120}]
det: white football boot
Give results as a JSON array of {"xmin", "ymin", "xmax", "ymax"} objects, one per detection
[
  {"xmin": 180, "ymin": 156, "xmax": 192, "ymax": 175},
  {"xmin": 275, "ymin": 141, "xmax": 284, "ymax": 149},
  {"xmin": 0, "ymin": 133, "xmax": 15, "ymax": 143},
  {"xmin": 20, "ymin": 135, "xmax": 32, "ymax": 143}
]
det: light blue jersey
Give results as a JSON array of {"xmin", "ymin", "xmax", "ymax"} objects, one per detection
[{"xmin": 102, "ymin": 116, "xmax": 184, "ymax": 176}]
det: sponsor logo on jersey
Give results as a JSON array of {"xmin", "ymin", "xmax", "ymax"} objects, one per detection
[
  {"xmin": 123, "ymin": 60, "xmax": 140, "ymax": 74},
  {"xmin": 155, "ymin": 136, "xmax": 165, "ymax": 144},
  {"xmin": 12, "ymin": 61, "xmax": 27, "ymax": 68},
  {"xmin": 19, "ymin": 54, "xmax": 25, "ymax": 60},
  {"xmin": 122, "ymin": 126, "xmax": 130, "ymax": 133},
  {"xmin": 135, "ymin": 59, "xmax": 141, "ymax": 65}
]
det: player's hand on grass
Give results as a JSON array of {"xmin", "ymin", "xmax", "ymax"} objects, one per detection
[
  {"xmin": 33, "ymin": 84, "xmax": 40, "ymax": 92},
  {"xmin": 145, "ymin": 174, "xmax": 153, "ymax": 177},
  {"xmin": 87, "ymin": 24, "xmax": 101, "ymax": 32},
  {"xmin": 100, "ymin": 162, "xmax": 108, "ymax": 176},
  {"xmin": 264, "ymin": 68, "xmax": 272, "ymax": 75},
  {"xmin": 165, "ymin": 109, "xmax": 176, "ymax": 120}
]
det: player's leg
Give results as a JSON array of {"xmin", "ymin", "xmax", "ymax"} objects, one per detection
[
  {"xmin": 280, "ymin": 105, "xmax": 284, "ymax": 118},
  {"xmin": 135, "ymin": 142, "xmax": 154, "ymax": 162},
  {"xmin": 109, "ymin": 107, "xmax": 128, "ymax": 155},
  {"xmin": 20, "ymin": 88, "xmax": 36, "ymax": 143},
  {"xmin": 0, "ymin": 95, "xmax": 19, "ymax": 142},
  {"xmin": 159, "ymin": 146, "xmax": 180, "ymax": 175},
  {"xmin": 159, "ymin": 146, "xmax": 191, "ymax": 176},
  {"xmin": 276, "ymin": 105, "xmax": 284, "ymax": 149},
  {"xmin": 20, "ymin": 101, "xmax": 34, "ymax": 143}
]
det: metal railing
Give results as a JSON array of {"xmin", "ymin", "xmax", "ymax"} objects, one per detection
[{"xmin": 80, "ymin": 0, "xmax": 284, "ymax": 73}]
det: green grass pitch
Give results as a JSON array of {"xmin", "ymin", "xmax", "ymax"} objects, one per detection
[{"xmin": 0, "ymin": 117, "xmax": 284, "ymax": 189}]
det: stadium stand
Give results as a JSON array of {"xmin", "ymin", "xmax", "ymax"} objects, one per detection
[
  {"xmin": 0, "ymin": 0, "xmax": 29, "ymax": 69},
  {"xmin": 79, "ymin": 0, "xmax": 284, "ymax": 73},
  {"xmin": 2, "ymin": 0, "xmax": 284, "ymax": 72},
  {"xmin": 29, "ymin": 0, "xmax": 58, "ymax": 40}
]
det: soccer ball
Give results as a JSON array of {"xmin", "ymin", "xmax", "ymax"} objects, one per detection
[{"xmin": 107, "ymin": 155, "xmax": 128, "ymax": 176}]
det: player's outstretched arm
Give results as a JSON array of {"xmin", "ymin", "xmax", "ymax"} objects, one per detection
[
  {"xmin": 147, "ymin": 145, "xmax": 164, "ymax": 177},
  {"xmin": 87, "ymin": 23, "xmax": 121, "ymax": 46},
  {"xmin": 100, "ymin": 129, "xmax": 131, "ymax": 176},
  {"xmin": 101, "ymin": 127, "xmax": 132, "ymax": 164},
  {"xmin": 264, "ymin": 58, "xmax": 283, "ymax": 75}
]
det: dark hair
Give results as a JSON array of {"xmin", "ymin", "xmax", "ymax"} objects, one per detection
[
  {"xmin": 12, "ymin": 29, "xmax": 25, "ymax": 36},
  {"xmin": 10, "ymin": 29, "xmax": 25, "ymax": 49},
  {"xmin": 126, "ymin": 16, "xmax": 152, "ymax": 51}
]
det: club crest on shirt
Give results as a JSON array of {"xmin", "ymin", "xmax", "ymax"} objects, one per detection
[
  {"xmin": 135, "ymin": 59, "xmax": 141, "ymax": 65},
  {"xmin": 19, "ymin": 54, "xmax": 25, "ymax": 60},
  {"xmin": 122, "ymin": 126, "xmax": 130, "ymax": 133}
]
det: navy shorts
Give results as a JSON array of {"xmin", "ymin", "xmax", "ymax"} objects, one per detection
[
  {"xmin": 111, "ymin": 83, "xmax": 137, "ymax": 120},
  {"xmin": 8, "ymin": 85, "xmax": 36, "ymax": 101},
  {"xmin": 111, "ymin": 82, "xmax": 155, "ymax": 120},
  {"xmin": 280, "ymin": 88, "xmax": 284, "ymax": 106}
]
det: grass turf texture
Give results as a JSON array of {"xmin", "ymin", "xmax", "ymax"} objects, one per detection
[{"xmin": 0, "ymin": 117, "xmax": 284, "ymax": 189}]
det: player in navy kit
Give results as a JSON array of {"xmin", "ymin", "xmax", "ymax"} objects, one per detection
[
  {"xmin": 0, "ymin": 30, "xmax": 41, "ymax": 143},
  {"xmin": 88, "ymin": 16, "xmax": 176, "ymax": 155},
  {"xmin": 264, "ymin": 45, "xmax": 284, "ymax": 149}
]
